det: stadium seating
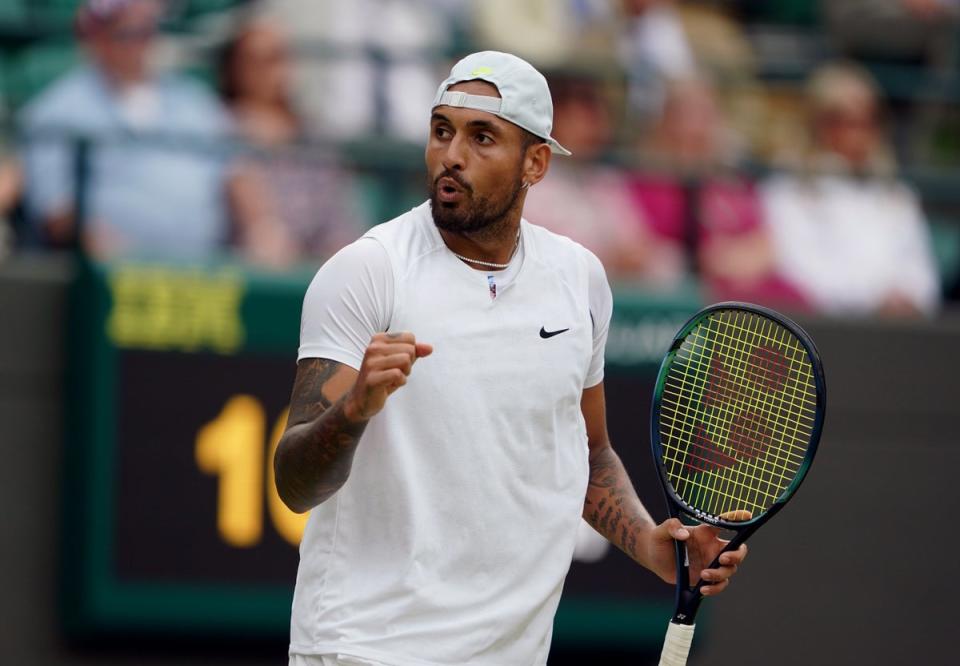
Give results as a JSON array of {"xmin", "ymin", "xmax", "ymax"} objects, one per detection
[{"xmin": 0, "ymin": 0, "xmax": 956, "ymax": 298}]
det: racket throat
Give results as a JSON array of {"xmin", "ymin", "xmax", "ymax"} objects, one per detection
[
  {"xmin": 672, "ymin": 587, "xmax": 704, "ymax": 625},
  {"xmin": 671, "ymin": 541, "xmax": 703, "ymax": 625}
]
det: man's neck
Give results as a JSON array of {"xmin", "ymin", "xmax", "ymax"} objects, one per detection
[
  {"xmin": 98, "ymin": 67, "xmax": 151, "ymax": 93},
  {"xmin": 438, "ymin": 207, "xmax": 524, "ymax": 267}
]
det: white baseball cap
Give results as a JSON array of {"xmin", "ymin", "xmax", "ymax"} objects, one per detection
[{"xmin": 432, "ymin": 51, "xmax": 572, "ymax": 157}]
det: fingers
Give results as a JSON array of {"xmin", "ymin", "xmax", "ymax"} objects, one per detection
[
  {"xmin": 700, "ymin": 562, "xmax": 736, "ymax": 596},
  {"xmin": 359, "ymin": 332, "xmax": 432, "ymax": 396},
  {"xmin": 372, "ymin": 332, "xmax": 432, "ymax": 358},
  {"xmin": 718, "ymin": 509, "xmax": 753, "ymax": 522},
  {"xmin": 700, "ymin": 576, "xmax": 730, "ymax": 596},
  {"xmin": 701, "ymin": 563, "xmax": 738, "ymax": 582},
  {"xmin": 662, "ymin": 518, "xmax": 691, "ymax": 541},
  {"xmin": 699, "ymin": 543, "xmax": 747, "ymax": 596},
  {"xmin": 720, "ymin": 543, "xmax": 748, "ymax": 567},
  {"xmin": 368, "ymin": 352, "xmax": 415, "ymax": 375},
  {"xmin": 365, "ymin": 333, "xmax": 430, "ymax": 370},
  {"xmin": 367, "ymin": 368, "xmax": 407, "ymax": 391}
]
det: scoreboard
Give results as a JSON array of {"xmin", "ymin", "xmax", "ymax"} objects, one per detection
[{"xmin": 61, "ymin": 257, "xmax": 701, "ymax": 647}]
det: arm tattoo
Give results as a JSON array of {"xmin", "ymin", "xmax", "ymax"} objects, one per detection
[
  {"xmin": 274, "ymin": 358, "xmax": 367, "ymax": 512},
  {"xmin": 583, "ymin": 444, "xmax": 654, "ymax": 564},
  {"xmin": 287, "ymin": 358, "xmax": 340, "ymax": 424}
]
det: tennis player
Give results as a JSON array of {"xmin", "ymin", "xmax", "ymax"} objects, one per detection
[{"xmin": 275, "ymin": 51, "xmax": 748, "ymax": 666}]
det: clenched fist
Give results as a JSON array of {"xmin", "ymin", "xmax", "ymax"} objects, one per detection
[{"xmin": 343, "ymin": 332, "xmax": 433, "ymax": 422}]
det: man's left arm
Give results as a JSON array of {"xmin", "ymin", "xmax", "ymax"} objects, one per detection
[{"xmin": 580, "ymin": 382, "xmax": 747, "ymax": 595}]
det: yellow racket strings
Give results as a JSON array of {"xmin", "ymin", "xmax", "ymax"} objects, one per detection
[{"xmin": 658, "ymin": 310, "xmax": 817, "ymax": 520}]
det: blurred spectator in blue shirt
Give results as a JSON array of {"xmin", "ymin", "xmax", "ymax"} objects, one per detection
[
  {"xmin": 19, "ymin": 0, "xmax": 234, "ymax": 260},
  {"xmin": 219, "ymin": 18, "xmax": 368, "ymax": 264}
]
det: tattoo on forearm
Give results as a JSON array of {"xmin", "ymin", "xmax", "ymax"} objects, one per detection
[
  {"xmin": 288, "ymin": 358, "xmax": 341, "ymax": 424},
  {"xmin": 584, "ymin": 445, "xmax": 650, "ymax": 563},
  {"xmin": 275, "ymin": 358, "xmax": 367, "ymax": 512}
]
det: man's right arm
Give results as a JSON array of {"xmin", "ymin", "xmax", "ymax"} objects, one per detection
[
  {"xmin": 274, "ymin": 358, "xmax": 364, "ymax": 513},
  {"xmin": 274, "ymin": 332, "xmax": 432, "ymax": 513}
]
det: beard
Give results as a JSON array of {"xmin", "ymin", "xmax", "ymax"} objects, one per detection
[{"xmin": 428, "ymin": 169, "xmax": 525, "ymax": 237}]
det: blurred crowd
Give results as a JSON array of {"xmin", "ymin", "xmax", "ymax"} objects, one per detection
[{"xmin": 1, "ymin": 0, "xmax": 958, "ymax": 318}]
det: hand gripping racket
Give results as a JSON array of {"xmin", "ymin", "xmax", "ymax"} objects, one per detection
[{"xmin": 651, "ymin": 303, "xmax": 826, "ymax": 666}]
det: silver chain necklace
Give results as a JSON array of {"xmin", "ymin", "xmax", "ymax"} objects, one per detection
[{"xmin": 449, "ymin": 228, "xmax": 521, "ymax": 269}]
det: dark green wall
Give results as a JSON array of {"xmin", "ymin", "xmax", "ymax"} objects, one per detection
[{"xmin": 2, "ymin": 253, "xmax": 957, "ymax": 665}]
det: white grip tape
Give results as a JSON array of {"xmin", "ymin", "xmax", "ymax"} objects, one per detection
[{"xmin": 658, "ymin": 621, "xmax": 696, "ymax": 666}]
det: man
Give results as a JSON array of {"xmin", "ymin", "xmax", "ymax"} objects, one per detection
[
  {"xmin": 762, "ymin": 62, "xmax": 939, "ymax": 317},
  {"xmin": 275, "ymin": 51, "xmax": 747, "ymax": 666},
  {"xmin": 19, "ymin": 0, "xmax": 289, "ymax": 264}
]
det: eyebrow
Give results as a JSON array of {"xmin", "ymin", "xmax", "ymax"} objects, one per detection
[{"xmin": 431, "ymin": 112, "xmax": 502, "ymax": 134}]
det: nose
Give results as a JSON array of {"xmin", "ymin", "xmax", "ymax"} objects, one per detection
[{"xmin": 441, "ymin": 133, "xmax": 467, "ymax": 172}]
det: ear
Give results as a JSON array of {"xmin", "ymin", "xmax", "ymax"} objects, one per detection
[{"xmin": 523, "ymin": 143, "xmax": 552, "ymax": 188}]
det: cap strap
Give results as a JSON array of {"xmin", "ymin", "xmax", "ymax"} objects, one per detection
[{"xmin": 437, "ymin": 91, "xmax": 502, "ymax": 114}]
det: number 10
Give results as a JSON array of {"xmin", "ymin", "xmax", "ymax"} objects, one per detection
[{"xmin": 195, "ymin": 395, "xmax": 307, "ymax": 548}]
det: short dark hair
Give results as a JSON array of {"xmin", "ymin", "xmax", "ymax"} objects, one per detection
[{"xmin": 520, "ymin": 129, "xmax": 546, "ymax": 153}]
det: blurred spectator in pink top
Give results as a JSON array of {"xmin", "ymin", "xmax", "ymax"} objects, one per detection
[
  {"xmin": 631, "ymin": 77, "xmax": 808, "ymax": 309},
  {"xmin": 524, "ymin": 71, "xmax": 684, "ymax": 286},
  {"xmin": 219, "ymin": 18, "xmax": 368, "ymax": 265}
]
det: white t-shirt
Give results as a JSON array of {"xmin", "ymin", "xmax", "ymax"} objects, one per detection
[
  {"xmin": 762, "ymin": 173, "xmax": 940, "ymax": 316},
  {"xmin": 291, "ymin": 201, "xmax": 612, "ymax": 666}
]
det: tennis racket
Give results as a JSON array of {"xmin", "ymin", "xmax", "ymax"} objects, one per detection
[{"xmin": 651, "ymin": 302, "xmax": 826, "ymax": 666}]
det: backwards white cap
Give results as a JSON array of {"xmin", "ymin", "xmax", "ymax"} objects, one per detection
[{"xmin": 432, "ymin": 51, "xmax": 572, "ymax": 157}]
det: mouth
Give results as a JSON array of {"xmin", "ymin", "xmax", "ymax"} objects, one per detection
[{"xmin": 436, "ymin": 176, "xmax": 466, "ymax": 204}]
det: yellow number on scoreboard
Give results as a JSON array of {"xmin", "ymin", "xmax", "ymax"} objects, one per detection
[
  {"xmin": 267, "ymin": 407, "xmax": 309, "ymax": 545},
  {"xmin": 196, "ymin": 396, "xmax": 307, "ymax": 548}
]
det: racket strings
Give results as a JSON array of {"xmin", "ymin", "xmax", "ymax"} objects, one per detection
[
  {"xmin": 669, "ymin": 314, "xmax": 808, "ymax": 514},
  {"xmin": 665, "ymin": 321, "xmax": 813, "ymax": 471},
  {"xmin": 666, "ymin": 313, "xmax": 813, "ymax": 514},
  {"xmin": 661, "ymin": 324, "xmax": 794, "ymax": 512},
  {"xmin": 659, "ymin": 310, "xmax": 817, "ymax": 520}
]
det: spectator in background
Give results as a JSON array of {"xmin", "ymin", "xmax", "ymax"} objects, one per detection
[
  {"xmin": 470, "ymin": 0, "xmax": 618, "ymax": 70},
  {"xmin": 632, "ymin": 77, "xmax": 808, "ymax": 308},
  {"xmin": 262, "ymin": 0, "xmax": 460, "ymax": 142},
  {"xmin": 523, "ymin": 70, "xmax": 684, "ymax": 285},
  {"xmin": 219, "ymin": 18, "xmax": 368, "ymax": 264},
  {"xmin": 17, "ymin": 0, "xmax": 277, "ymax": 261},
  {"xmin": 762, "ymin": 62, "xmax": 940, "ymax": 317},
  {"xmin": 618, "ymin": 0, "xmax": 755, "ymax": 121}
]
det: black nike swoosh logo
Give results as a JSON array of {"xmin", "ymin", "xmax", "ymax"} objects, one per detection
[{"xmin": 540, "ymin": 326, "xmax": 570, "ymax": 339}]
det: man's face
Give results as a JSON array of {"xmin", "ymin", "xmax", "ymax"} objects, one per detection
[
  {"xmin": 816, "ymin": 97, "xmax": 879, "ymax": 168},
  {"xmin": 425, "ymin": 80, "xmax": 528, "ymax": 234},
  {"xmin": 84, "ymin": 0, "xmax": 160, "ymax": 85}
]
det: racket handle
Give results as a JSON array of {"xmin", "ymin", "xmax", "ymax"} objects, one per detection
[{"xmin": 658, "ymin": 620, "xmax": 696, "ymax": 666}]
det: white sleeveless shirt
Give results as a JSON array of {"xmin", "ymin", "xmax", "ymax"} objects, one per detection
[{"xmin": 292, "ymin": 202, "xmax": 613, "ymax": 665}]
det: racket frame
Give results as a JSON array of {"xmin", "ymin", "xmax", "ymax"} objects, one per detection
[{"xmin": 650, "ymin": 301, "xmax": 827, "ymax": 624}]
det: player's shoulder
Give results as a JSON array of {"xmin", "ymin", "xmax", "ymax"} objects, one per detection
[
  {"xmin": 524, "ymin": 219, "xmax": 607, "ymax": 279},
  {"xmin": 307, "ymin": 232, "xmax": 393, "ymax": 290},
  {"xmin": 362, "ymin": 200, "xmax": 442, "ymax": 267}
]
